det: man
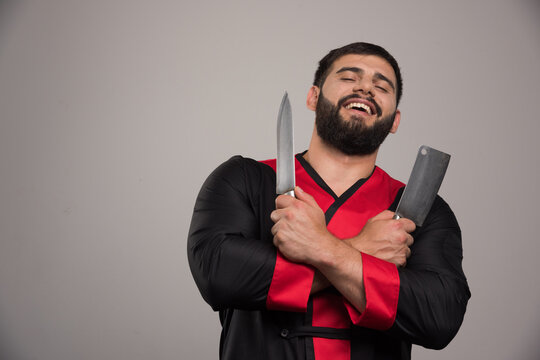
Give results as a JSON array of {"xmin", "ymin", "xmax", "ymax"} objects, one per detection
[{"xmin": 188, "ymin": 42, "xmax": 470, "ymax": 360}]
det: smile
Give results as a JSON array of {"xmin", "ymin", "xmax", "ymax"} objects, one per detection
[
  {"xmin": 345, "ymin": 102, "xmax": 372, "ymax": 115},
  {"xmin": 340, "ymin": 96, "xmax": 379, "ymax": 116}
]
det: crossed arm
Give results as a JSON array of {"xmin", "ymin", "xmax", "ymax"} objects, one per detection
[{"xmin": 270, "ymin": 186, "xmax": 416, "ymax": 313}]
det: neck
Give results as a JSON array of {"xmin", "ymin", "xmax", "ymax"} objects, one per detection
[{"xmin": 304, "ymin": 126, "xmax": 378, "ymax": 197}]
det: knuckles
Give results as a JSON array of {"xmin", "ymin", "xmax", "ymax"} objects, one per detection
[
  {"xmin": 395, "ymin": 232, "xmax": 408, "ymax": 244},
  {"xmin": 389, "ymin": 219, "xmax": 404, "ymax": 231},
  {"xmin": 284, "ymin": 210, "xmax": 296, "ymax": 221}
]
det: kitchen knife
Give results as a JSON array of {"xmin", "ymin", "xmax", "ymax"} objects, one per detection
[
  {"xmin": 393, "ymin": 145, "xmax": 451, "ymax": 226},
  {"xmin": 276, "ymin": 92, "xmax": 295, "ymax": 197}
]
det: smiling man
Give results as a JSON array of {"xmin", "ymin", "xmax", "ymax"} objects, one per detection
[{"xmin": 188, "ymin": 42, "xmax": 470, "ymax": 360}]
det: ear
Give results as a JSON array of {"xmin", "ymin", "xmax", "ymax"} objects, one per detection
[
  {"xmin": 306, "ymin": 86, "xmax": 320, "ymax": 111},
  {"xmin": 389, "ymin": 110, "xmax": 401, "ymax": 134}
]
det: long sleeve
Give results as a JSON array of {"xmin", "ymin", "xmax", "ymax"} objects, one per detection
[
  {"xmin": 188, "ymin": 156, "xmax": 275, "ymax": 310},
  {"xmin": 187, "ymin": 156, "xmax": 314, "ymax": 312},
  {"xmin": 388, "ymin": 195, "xmax": 471, "ymax": 349}
]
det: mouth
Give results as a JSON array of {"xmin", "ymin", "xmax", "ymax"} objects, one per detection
[
  {"xmin": 345, "ymin": 102, "xmax": 373, "ymax": 115},
  {"xmin": 341, "ymin": 97, "xmax": 379, "ymax": 117}
]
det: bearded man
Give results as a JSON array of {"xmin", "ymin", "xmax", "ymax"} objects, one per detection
[{"xmin": 188, "ymin": 42, "xmax": 470, "ymax": 360}]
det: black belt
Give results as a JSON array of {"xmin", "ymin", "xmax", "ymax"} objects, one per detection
[{"xmin": 278, "ymin": 325, "xmax": 352, "ymax": 340}]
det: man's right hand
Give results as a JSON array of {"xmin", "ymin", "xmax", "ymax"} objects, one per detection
[{"xmin": 345, "ymin": 210, "xmax": 416, "ymax": 267}]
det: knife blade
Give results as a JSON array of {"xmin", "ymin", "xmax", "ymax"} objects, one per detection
[
  {"xmin": 276, "ymin": 92, "xmax": 295, "ymax": 197},
  {"xmin": 393, "ymin": 145, "xmax": 451, "ymax": 226}
]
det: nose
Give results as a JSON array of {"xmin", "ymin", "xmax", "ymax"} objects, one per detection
[{"xmin": 353, "ymin": 79, "xmax": 374, "ymax": 97}]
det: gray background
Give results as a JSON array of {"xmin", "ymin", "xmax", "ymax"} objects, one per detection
[{"xmin": 1, "ymin": 0, "xmax": 539, "ymax": 359}]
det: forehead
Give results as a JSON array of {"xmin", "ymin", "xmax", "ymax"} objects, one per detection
[{"xmin": 329, "ymin": 54, "xmax": 397, "ymax": 84}]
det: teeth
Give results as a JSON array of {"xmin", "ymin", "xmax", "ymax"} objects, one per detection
[{"xmin": 345, "ymin": 102, "xmax": 372, "ymax": 115}]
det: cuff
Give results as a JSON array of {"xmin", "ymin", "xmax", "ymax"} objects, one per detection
[
  {"xmin": 344, "ymin": 253, "xmax": 400, "ymax": 330},
  {"xmin": 266, "ymin": 251, "xmax": 314, "ymax": 312}
]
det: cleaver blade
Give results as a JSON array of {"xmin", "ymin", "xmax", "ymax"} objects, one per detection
[
  {"xmin": 394, "ymin": 145, "xmax": 451, "ymax": 226},
  {"xmin": 276, "ymin": 92, "xmax": 295, "ymax": 197}
]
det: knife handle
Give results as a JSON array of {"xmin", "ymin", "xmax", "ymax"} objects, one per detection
[{"xmin": 284, "ymin": 190, "xmax": 295, "ymax": 197}]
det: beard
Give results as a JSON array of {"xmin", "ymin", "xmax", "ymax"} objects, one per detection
[{"xmin": 315, "ymin": 92, "xmax": 396, "ymax": 156}]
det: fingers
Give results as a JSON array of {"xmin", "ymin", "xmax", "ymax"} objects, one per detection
[
  {"xmin": 275, "ymin": 194, "xmax": 295, "ymax": 209},
  {"xmin": 275, "ymin": 186, "xmax": 306, "ymax": 209},
  {"xmin": 276, "ymin": 187, "xmax": 322, "ymax": 213},
  {"xmin": 370, "ymin": 210, "xmax": 416, "ymax": 234},
  {"xmin": 270, "ymin": 222, "xmax": 277, "ymax": 236},
  {"xmin": 398, "ymin": 217, "xmax": 416, "ymax": 233},
  {"xmin": 405, "ymin": 233, "xmax": 414, "ymax": 247},
  {"xmin": 270, "ymin": 206, "xmax": 299, "ymax": 226},
  {"xmin": 405, "ymin": 246, "xmax": 412, "ymax": 258},
  {"xmin": 368, "ymin": 211, "xmax": 416, "ymax": 236},
  {"xmin": 270, "ymin": 209, "xmax": 281, "ymax": 223},
  {"xmin": 271, "ymin": 222, "xmax": 281, "ymax": 240}
]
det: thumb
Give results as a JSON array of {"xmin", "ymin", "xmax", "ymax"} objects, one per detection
[
  {"xmin": 294, "ymin": 186, "xmax": 318, "ymax": 207},
  {"xmin": 371, "ymin": 210, "xmax": 395, "ymax": 221}
]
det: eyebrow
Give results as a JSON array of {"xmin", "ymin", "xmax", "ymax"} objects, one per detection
[{"xmin": 336, "ymin": 66, "xmax": 396, "ymax": 92}]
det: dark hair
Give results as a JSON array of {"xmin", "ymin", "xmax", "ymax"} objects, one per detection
[{"xmin": 313, "ymin": 42, "xmax": 403, "ymax": 106}]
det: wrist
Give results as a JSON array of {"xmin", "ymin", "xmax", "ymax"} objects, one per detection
[
  {"xmin": 311, "ymin": 234, "xmax": 350, "ymax": 269},
  {"xmin": 344, "ymin": 234, "xmax": 366, "ymax": 253}
]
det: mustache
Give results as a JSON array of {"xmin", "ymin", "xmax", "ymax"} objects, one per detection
[{"xmin": 337, "ymin": 94, "xmax": 382, "ymax": 117}]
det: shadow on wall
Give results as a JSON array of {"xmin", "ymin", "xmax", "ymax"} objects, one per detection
[
  {"xmin": 525, "ymin": 0, "xmax": 540, "ymax": 17},
  {"xmin": 0, "ymin": 0, "xmax": 21, "ymax": 51}
]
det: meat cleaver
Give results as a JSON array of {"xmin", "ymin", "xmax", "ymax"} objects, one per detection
[
  {"xmin": 393, "ymin": 145, "xmax": 451, "ymax": 226},
  {"xmin": 276, "ymin": 92, "xmax": 295, "ymax": 197}
]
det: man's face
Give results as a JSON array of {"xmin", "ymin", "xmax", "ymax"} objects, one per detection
[
  {"xmin": 315, "ymin": 91, "xmax": 396, "ymax": 156},
  {"xmin": 309, "ymin": 54, "xmax": 400, "ymax": 155}
]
